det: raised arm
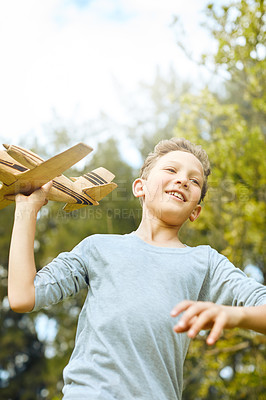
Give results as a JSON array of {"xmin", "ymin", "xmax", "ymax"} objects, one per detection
[{"xmin": 7, "ymin": 182, "xmax": 52, "ymax": 313}]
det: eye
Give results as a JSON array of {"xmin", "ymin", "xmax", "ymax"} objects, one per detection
[
  {"xmin": 190, "ymin": 178, "xmax": 200, "ymax": 186},
  {"xmin": 165, "ymin": 168, "xmax": 176, "ymax": 173}
]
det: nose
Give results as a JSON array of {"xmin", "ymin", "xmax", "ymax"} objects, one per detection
[{"xmin": 175, "ymin": 175, "xmax": 189, "ymax": 188}]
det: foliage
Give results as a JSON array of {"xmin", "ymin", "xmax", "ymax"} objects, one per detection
[
  {"xmin": 172, "ymin": 1, "xmax": 266, "ymax": 398},
  {"xmin": 176, "ymin": 90, "xmax": 265, "ymax": 271},
  {"xmin": 203, "ymin": 0, "xmax": 266, "ymax": 127},
  {"xmin": 183, "ymin": 329, "xmax": 266, "ymax": 400}
]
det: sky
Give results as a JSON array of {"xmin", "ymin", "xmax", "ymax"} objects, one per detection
[{"xmin": 0, "ymin": 0, "xmax": 214, "ymax": 155}]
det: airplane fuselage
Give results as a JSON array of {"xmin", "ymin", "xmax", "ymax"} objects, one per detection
[
  {"xmin": 0, "ymin": 143, "xmax": 116, "ymax": 212},
  {"xmin": 0, "ymin": 143, "xmax": 101, "ymax": 211},
  {"xmin": 0, "ymin": 151, "xmax": 95, "ymax": 206}
]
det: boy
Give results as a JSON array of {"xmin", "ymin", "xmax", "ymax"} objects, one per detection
[{"xmin": 7, "ymin": 138, "xmax": 266, "ymax": 400}]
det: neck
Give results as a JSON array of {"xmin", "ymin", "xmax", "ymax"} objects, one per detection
[{"xmin": 135, "ymin": 218, "xmax": 185, "ymax": 248}]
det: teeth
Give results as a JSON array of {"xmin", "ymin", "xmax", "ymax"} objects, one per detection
[{"xmin": 168, "ymin": 191, "xmax": 185, "ymax": 201}]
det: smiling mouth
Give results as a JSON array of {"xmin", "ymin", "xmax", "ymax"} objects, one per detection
[{"xmin": 166, "ymin": 191, "xmax": 186, "ymax": 202}]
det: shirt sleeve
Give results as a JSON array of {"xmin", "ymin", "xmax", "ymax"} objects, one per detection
[
  {"xmin": 32, "ymin": 237, "xmax": 90, "ymax": 312},
  {"xmin": 208, "ymin": 247, "xmax": 266, "ymax": 307}
]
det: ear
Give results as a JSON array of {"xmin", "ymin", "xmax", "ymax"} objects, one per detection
[
  {"xmin": 132, "ymin": 178, "xmax": 145, "ymax": 198},
  {"xmin": 189, "ymin": 204, "xmax": 202, "ymax": 222}
]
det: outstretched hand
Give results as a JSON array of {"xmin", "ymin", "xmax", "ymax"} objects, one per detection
[
  {"xmin": 5, "ymin": 181, "xmax": 53, "ymax": 214},
  {"xmin": 171, "ymin": 300, "xmax": 244, "ymax": 345}
]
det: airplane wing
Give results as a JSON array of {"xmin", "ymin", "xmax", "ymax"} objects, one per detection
[
  {"xmin": 0, "ymin": 150, "xmax": 28, "ymax": 185},
  {"xmin": 3, "ymin": 144, "xmax": 44, "ymax": 169},
  {"xmin": 10, "ymin": 143, "xmax": 93, "ymax": 195}
]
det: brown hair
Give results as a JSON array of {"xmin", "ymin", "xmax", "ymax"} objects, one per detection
[{"xmin": 140, "ymin": 137, "xmax": 211, "ymax": 203}]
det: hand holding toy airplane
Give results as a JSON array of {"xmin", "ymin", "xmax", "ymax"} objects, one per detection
[{"xmin": 0, "ymin": 143, "xmax": 117, "ymax": 212}]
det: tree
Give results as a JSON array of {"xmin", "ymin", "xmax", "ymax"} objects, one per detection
[
  {"xmin": 176, "ymin": 90, "xmax": 265, "ymax": 270},
  {"xmin": 203, "ymin": 0, "xmax": 265, "ymax": 128},
  {"xmin": 170, "ymin": 1, "xmax": 266, "ymax": 398}
]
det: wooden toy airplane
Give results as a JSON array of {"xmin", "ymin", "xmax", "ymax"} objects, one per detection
[{"xmin": 0, "ymin": 143, "xmax": 117, "ymax": 212}]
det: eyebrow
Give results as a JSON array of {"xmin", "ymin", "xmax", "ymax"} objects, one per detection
[{"xmin": 163, "ymin": 160, "xmax": 203, "ymax": 174}]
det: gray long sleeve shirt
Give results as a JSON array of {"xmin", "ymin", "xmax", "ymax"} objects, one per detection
[{"xmin": 33, "ymin": 233, "xmax": 266, "ymax": 400}]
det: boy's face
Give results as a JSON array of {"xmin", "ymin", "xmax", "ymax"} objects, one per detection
[{"xmin": 134, "ymin": 150, "xmax": 204, "ymax": 227}]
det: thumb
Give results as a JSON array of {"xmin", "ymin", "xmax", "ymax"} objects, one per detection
[{"xmin": 41, "ymin": 180, "xmax": 53, "ymax": 193}]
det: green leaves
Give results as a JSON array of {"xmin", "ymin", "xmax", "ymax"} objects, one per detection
[{"xmin": 175, "ymin": 2, "xmax": 266, "ymax": 397}]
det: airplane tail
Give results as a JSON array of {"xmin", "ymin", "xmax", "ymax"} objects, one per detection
[
  {"xmin": 74, "ymin": 167, "xmax": 117, "ymax": 201},
  {"xmin": 63, "ymin": 167, "xmax": 117, "ymax": 212},
  {"xmin": 70, "ymin": 167, "xmax": 115, "ymax": 187},
  {"xmin": 82, "ymin": 182, "xmax": 117, "ymax": 201}
]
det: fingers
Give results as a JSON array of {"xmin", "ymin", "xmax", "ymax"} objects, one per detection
[
  {"xmin": 5, "ymin": 193, "xmax": 29, "ymax": 202},
  {"xmin": 170, "ymin": 300, "xmax": 195, "ymax": 317},
  {"xmin": 171, "ymin": 301, "xmax": 228, "ymax": 345},
  {"xmin": 172, "ymin": 301, "xmax": 212, "ymax": 332},
  {"xmin": 40, "ymin": 180, "xmax": 53, "ymax": 203},
  {"xmin": 186, "ymin": 308, "xmax": 226, "ymax": 345},
  {"xmin": 7, "ymin": 180, "xmax": 53, "ymax": 215},
  {"xmin": 36, "ymin": 181, "xmax": 53, "ymax": 205},
  {"xmin": 31, "ymin": 181, "xmax": 53, "ymax": 208},
  {"xmin": 41, "ymin": 180, "xmax": 53, "ymax": 193},
  {"xmin": 206, "ymin": 315, "xmax": 226, "ymax": 345},
  {"xmin": 4, "ymin": 181, "xmax": 53, "ymax": 203}
]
